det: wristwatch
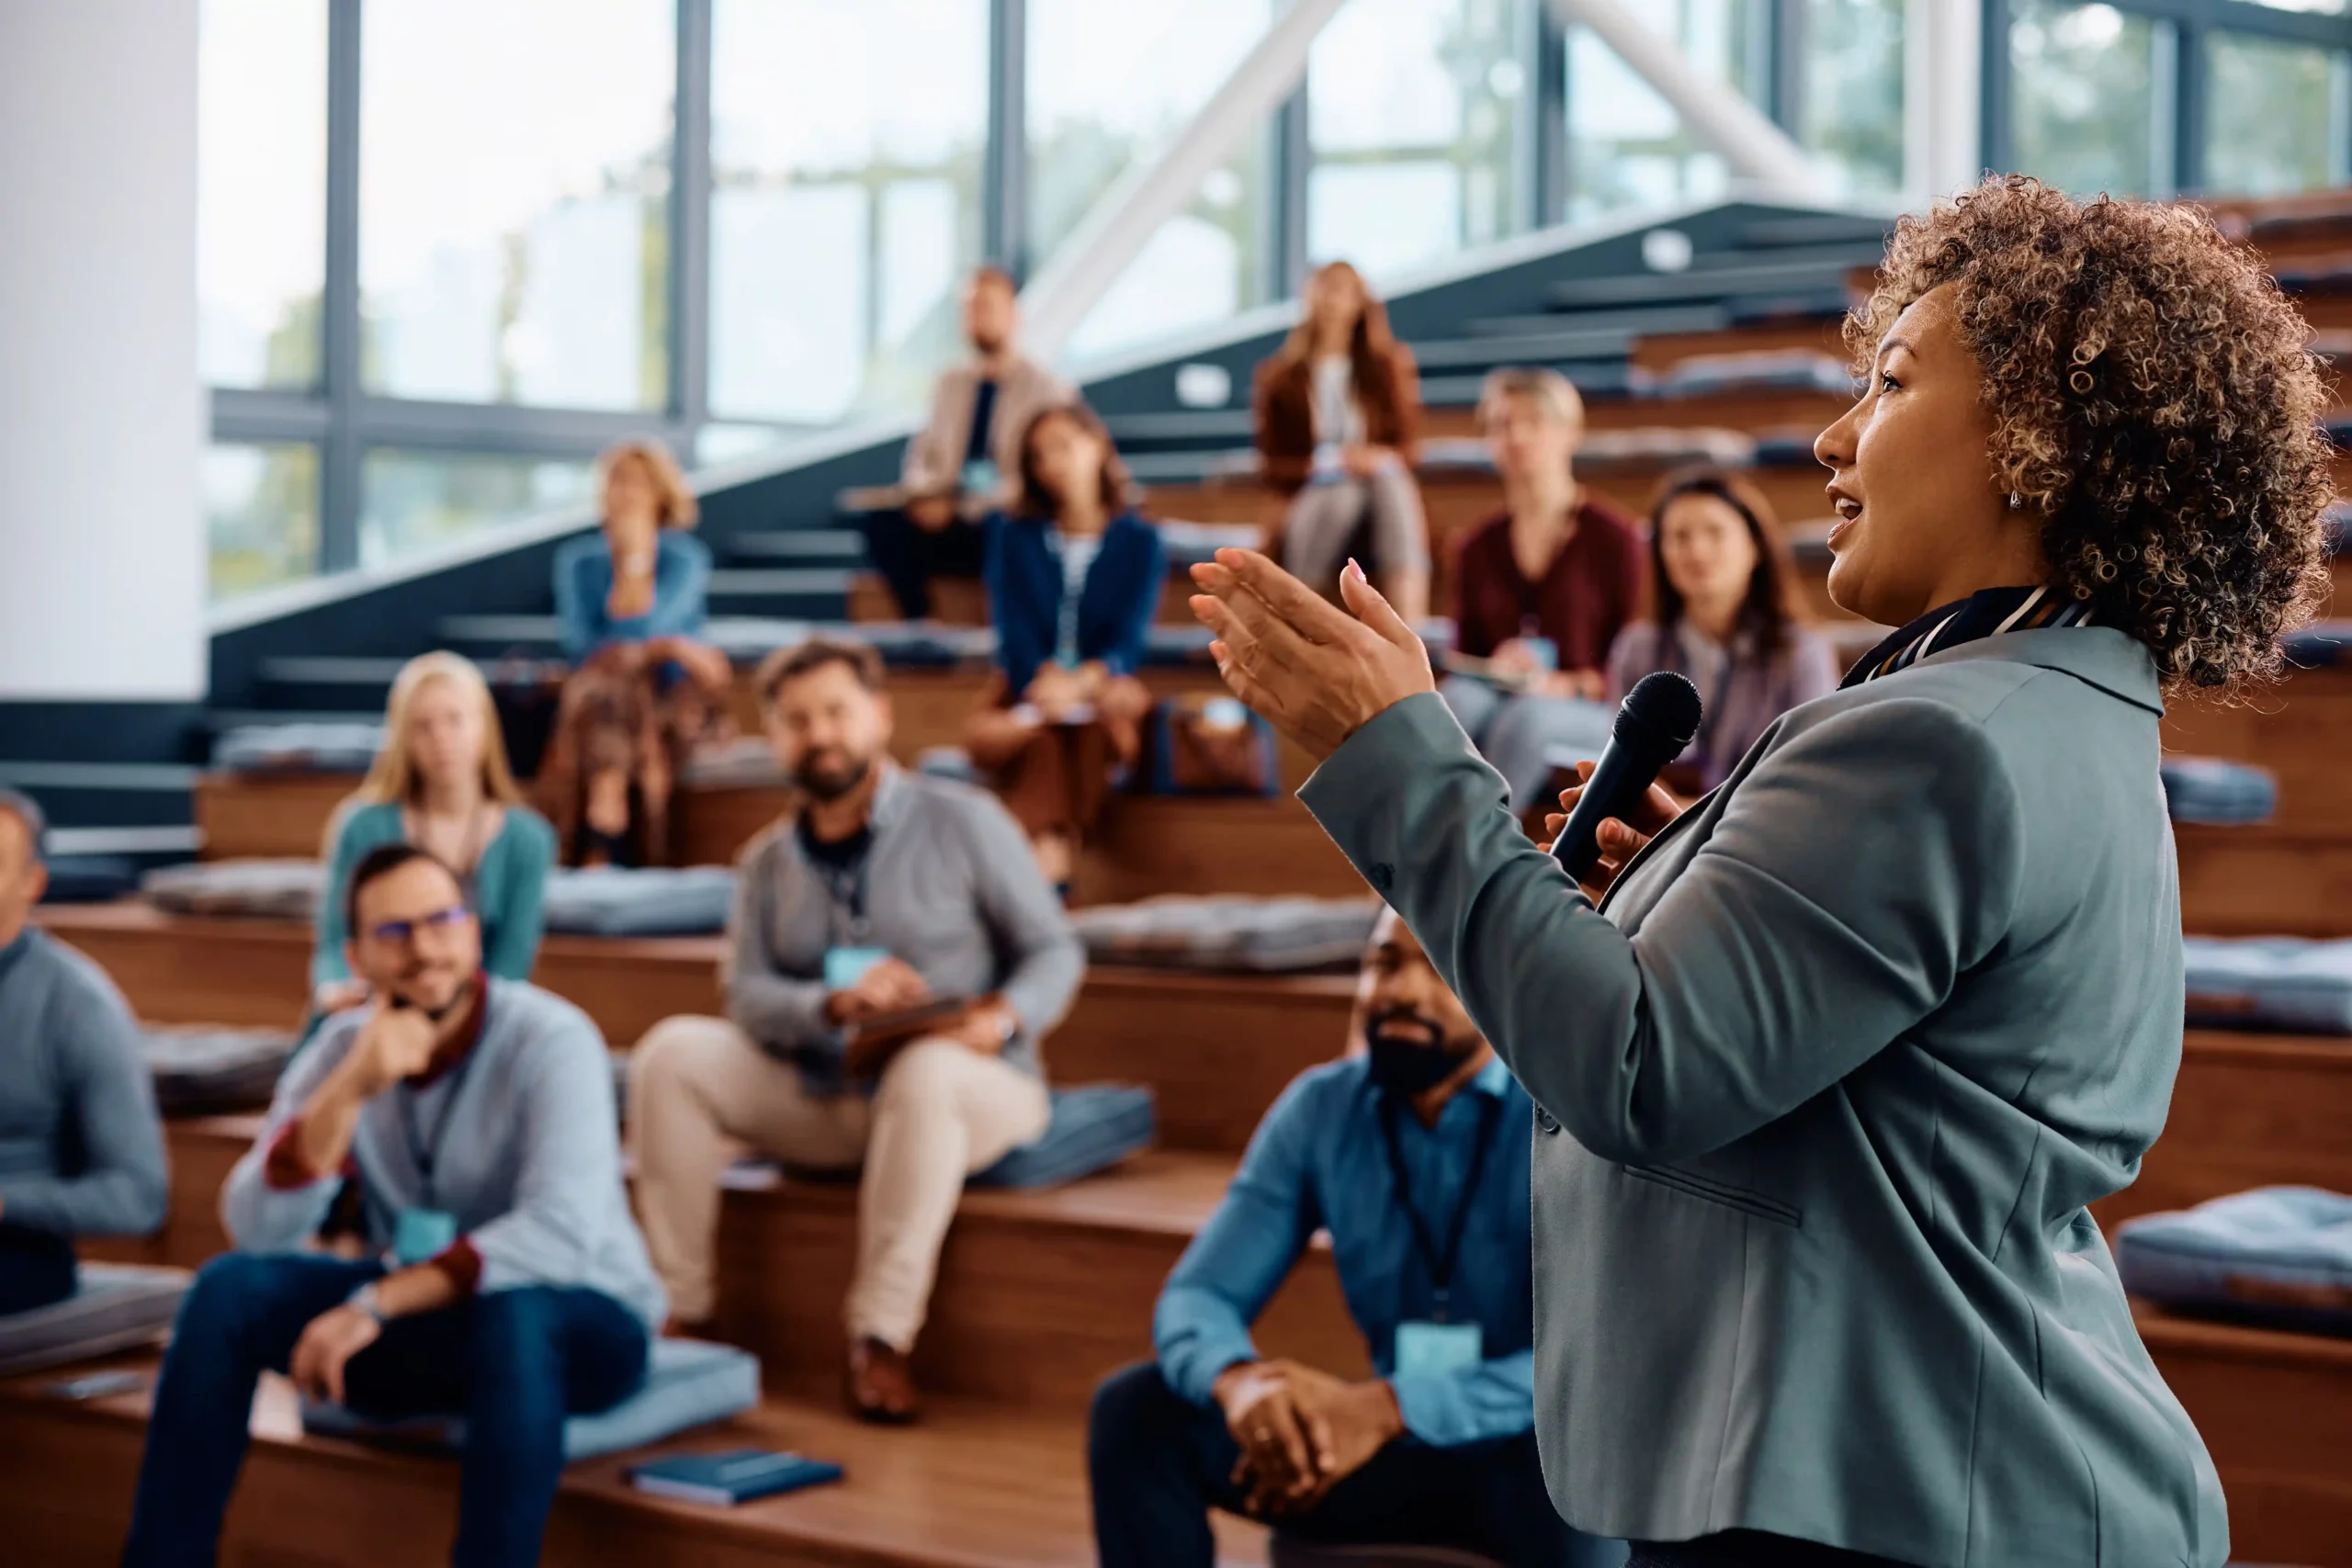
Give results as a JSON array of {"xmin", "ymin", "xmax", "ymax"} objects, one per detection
[{"xmin": 345, "ymin": 1282, "xmax": 390, "ymax": 1325}]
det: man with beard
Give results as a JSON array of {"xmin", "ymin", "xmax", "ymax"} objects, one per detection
[
  {"xmin": 1087, "ymin": 908, "xmax": 1623, "ymax": 1568},
  {"xmin": 628, "ymin": 636, "xmax": 1083, "ymax": 1422},
  {"xmin": 123, "ymin": 842, "xmax": 662, "ymax": 1568},
  {"xmin": 865, "ymin": 265, "xmax": 1071, "ymax": 618}
]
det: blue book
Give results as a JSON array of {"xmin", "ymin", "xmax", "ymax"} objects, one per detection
[{"xmin": 625, "ymin": 1449, "xmax": 844, "ymax": 1506}]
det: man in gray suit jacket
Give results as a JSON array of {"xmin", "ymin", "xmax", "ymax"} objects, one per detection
[{"xmin": 865, "ymin": 265, "xmax": 1070, "ymax": 619}]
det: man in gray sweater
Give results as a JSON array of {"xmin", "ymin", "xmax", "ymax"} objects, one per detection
[
  {"xmin": 123, "ymin": 842, "xmax": 663, "ymax": 1568},
  {"xmin": 0, "ymin": 787, "xmax": 168, "ymax": 1314},
  {"xmin": 630, "ymin": 637, "xmax": 1084, "ymax": 1422}
]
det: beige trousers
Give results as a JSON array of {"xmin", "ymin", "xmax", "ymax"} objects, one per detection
[{"xmin": 627, "ymin": 1015, "xmax": 1052, "ymax": 1348}]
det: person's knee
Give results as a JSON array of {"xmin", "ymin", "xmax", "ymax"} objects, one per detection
[
  {"xmin": 178, "ymin": 1252, "xmax": 275, "ymax": 1332},
  {"xmin": 1089, "ymin": 1361, "xmax": 1180, "ymax": 1462},
  {"xmin": 629, "ymin": 1015, "xmax": 737, "ymax": 1105},
  {"xmin": 874, "ymin": 1039, "xmax": 975, "ymax": 1116},
  {"xmin": 468, "ymin": 1288, "xmax": 563, "ymax": 1374}
]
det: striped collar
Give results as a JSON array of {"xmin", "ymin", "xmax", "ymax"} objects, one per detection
[{"xmin": 1840, "ymin": 585, "xmax": 2094, "ymax": 690}]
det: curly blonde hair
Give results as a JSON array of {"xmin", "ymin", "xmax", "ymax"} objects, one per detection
[{"xmin": 1848, "ymin": 175, "xmax": 2335, "ymax": 693}]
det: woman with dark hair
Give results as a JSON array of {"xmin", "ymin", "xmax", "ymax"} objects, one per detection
[
  {"xmin": 967, "ymin": 403, "xmax": 1165, "ymax": 885},
  {"xmin": 541, "ymin": 440, "xmax": 732, "ymax": 866},
  {"xmin": 1194, "ymin": 176, "xmax": 2334, "ymax": 1566},
  {"xmin": 1606, "ymin": 467, "xmax": 1839, "ymax": 793},
  {"xmin": 1254, "ymin": 261, "xmax": 1430, "ymax": 621}
]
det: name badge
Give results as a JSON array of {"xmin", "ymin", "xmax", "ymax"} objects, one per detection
[
  {"xmin": 825, "ymin": 947, "xmax": 889, "ymax": 992},
  {"xmin": 959, "ymin": 457, "xmax": 1000, "ymax": 496},
  {"xmin": 1394, "ymin": 1320, "xmax": 1483, "ymax": 1379},
  {"xmin": 392, "ymin": 1207, "xmax": 459, "ymax": 1267}
]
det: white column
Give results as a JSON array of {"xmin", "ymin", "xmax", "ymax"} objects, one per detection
[
  {"xmin": 1905, "ymin": 0, "xmax": 1984, "ymax": 204},
  {"xmin": 0, "ymin": 0, "xmax": 206, "ymax": 702}
]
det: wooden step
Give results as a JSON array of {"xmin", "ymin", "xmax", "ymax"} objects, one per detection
[
  {"xmin": 0, "ymin": 1359, "xmax": 1271, "ymax": 1567},
  {"xmin": 2134, "ymin": 1304, "xmax": 2352, "ymax": 1568},
  {"xmin": 2174, "ymin": 823, "xmax": 2352, "ymax": 938},
  {"xmin": 2163, "ymin": 664, "xmax": 2352, "ymax": 833},
  {"xmin": 2098, "ymin": 1030, "xmax": 2352, "ymax": 1230},
  {"xmin": 107, "ymin": 1118, "xmax": 1361, "ymax": 1426},
  {"xmin": 38, "ymin": 902, "xmax": 1352, "ymax": 1154},
  {"xmin": 1627, "ymin": 319, "xmax": 1847, "ymax": 373}
]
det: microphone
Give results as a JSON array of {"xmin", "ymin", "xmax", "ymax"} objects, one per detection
[{"xmin": 1551, "ymin": 671, "xmax": 1702, "ymax": 881}]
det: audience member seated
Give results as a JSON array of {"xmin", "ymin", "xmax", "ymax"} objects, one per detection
[
  {"xmin": 1605, "ymin": 467, "xmax": 1839, "ymax": 794},
  {"xmin": 1255, "ymin": 261, "xmax": 1430, "ymax": 622},
  {"xmin": 865, "ymin": 265, "xmax": 1072, "ymax": 619},
  {"xmin": 628, "ymin": 637, "xmax": 1083, "ymax": 1425},
  {"xmin": 543, "ymin": 439, "xmax": 731, "ymax": 867},
  {"xmin": 122, "ymin": 843, "xmax": 663, "ymax": 1568},
  {"xmin": 1441, "ymin": 367, "xmax": 1645, "ymax": 809},
  {"xmin": 313, "ymin": 652, "xmax": 556, "ymax": 1018},
  {"xmin": 0, "ymin": 788, "xmax": 167, "ymax": 1316},
  {"xmin": 964, "ymin": 403, "xmax": 1164, "ymax": 886},
  {"xmin": 1089, "ymin": 908, "xmax": 1621, "ymax": 1568}
]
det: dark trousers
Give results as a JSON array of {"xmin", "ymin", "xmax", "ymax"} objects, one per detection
[
  {"xmin": 0, "ymin": 1224, "xmax": 78, "ymax": 1315},
  {"xmin": 1088, "ymin": 1361, "xmax": 1623, "ymax": 1568},
  {"xmin": 121, "ymin": 1252, "xmax": 649, "ymax": 1568},
  {"xmin": 1628, "ymin": 1536, "xmax": 1916, "ymax": 1567},
  {"xmin": 860, "ymin": 507, "xmax": 987, "ymax": 619}
]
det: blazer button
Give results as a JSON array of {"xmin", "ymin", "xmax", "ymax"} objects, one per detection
[
  {"xmin": 1370, "ymin": 863, "xmax": 1396, "ymax": 892},
  {"xmin": 1534, "ymin": 1106, "xmax": 1560, "ymax": 1134}
]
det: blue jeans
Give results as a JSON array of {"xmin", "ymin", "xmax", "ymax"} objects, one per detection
[
  {"xmin": 1088, "ymin": 1362, "xmax": 1625, "ymax": 1568},
  {"xmin": 121, "ymin": 1252, "xmax": 649, "ymax": 1568},
  {"xmin": 0, "ymin": 1223, "xmax": 76, "ymax": 1314}
]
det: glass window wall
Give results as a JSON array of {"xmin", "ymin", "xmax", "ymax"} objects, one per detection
[
  {"xmin": 359, "ymin": 451, "xmax": 595, "ymax": 570},
  {"xmin": 198, "ymin": 0, "xmax": 328, "ymax": 389},
  {"xmin": 207, "ymin": 443, "xmax": 322, "ymax": 603},
  {"xmin": 2205, "ymin": 29, "xmax": 2352, "ymax": 197},
  {"xmin": 1801, "ymin": 0, "xmax": 1905, "ymax": 200},
  {"xmin": 1565, "ymin": 1, "xmax": 1760, "ymax": 225},
  {"xmin": 2011, "ymin": 3, "xmax": 2165, "ymax": 199}
]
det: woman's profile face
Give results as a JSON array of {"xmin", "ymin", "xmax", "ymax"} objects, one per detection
[
  {"xmin": 1814, "ymin": 285, "xmax": 2025, "ymax": 627},
  {"xmin": 1028, "ymin": 412, "xmax": 1103, "ymax": 513},
  {"xmin": 1658, "ymin": 492, "xmax": 1760, "ymax": 613},
  {"xmin": 404, "ymin": 677, "xmax": 484, "ymax": 794},
  {"xmin": 1485, "ymin": 392, "xmax": 1577, "ymax": 490}
]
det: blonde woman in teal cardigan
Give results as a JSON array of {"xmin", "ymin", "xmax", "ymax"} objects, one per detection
[{"xmin": 311, "ymin": 652, "xmax": 557, "ymax": 1013}]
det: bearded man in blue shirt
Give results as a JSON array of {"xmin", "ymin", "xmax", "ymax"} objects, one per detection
[{"xmin": 1089, "ymin": 909, "xmax": 1623, "ymax": 1568}]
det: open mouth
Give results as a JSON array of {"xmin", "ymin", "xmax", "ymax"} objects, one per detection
[{"xmin": 1826, "ymin": 496, "xmax": 1862, "ymax": 549}]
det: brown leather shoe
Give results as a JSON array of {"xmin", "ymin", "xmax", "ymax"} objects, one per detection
[{"xmin": 846, "ymin": 1336, "xmax": 920, "ymax": 1425}]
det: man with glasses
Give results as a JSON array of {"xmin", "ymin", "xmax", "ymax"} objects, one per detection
[
  {"xmin": 0, "ymin": 785, "xmax": 169, "ymax": 1314},
  {"xmin": 122, "ymin": 842, "xmax": 665, "ymax": 1568}
]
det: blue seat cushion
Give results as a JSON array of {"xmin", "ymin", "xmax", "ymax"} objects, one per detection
[
  {"xmin": 2116, "ymin": 1187, "xmax": 2352, "ymax": 1336},
  {"xmin": 300, "ymin": 1336, "xmax": 760, "ymax": 1461},
  {"xmin": 970, "ymin": 1084, "xmax": 1155, "ymax": 1189},
  {"xmin": 2159, "ymin": 757, "xmax": 2277, "ymax": 826},
  {"xmin": 0, "ymin": 1263, "xmax": 190, "ymax": 1377},
  {"xmin": 143, "ymin": 1025, "xmax": 297, "ymax": 1115},
  {"xmin": 39, "ymin": 854, "xmax": 141, "ymax": 905},
  {"xmin": 213, "ymin": 721, "xmax": 385, "ymax": 775},
  {"xmin": 541, "ymin": 866, "xmax": 739, "ymax": 937},
  {"xmin": 2182, "ymin": 937, "xmax": 2352, "ymax": 1034},
  {"xmin": 1074, "ymin": 896, "xmax": 1381, "ymax": 975}
]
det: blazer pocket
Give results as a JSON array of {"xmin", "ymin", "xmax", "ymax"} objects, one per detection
[{"xmin": 1623, "ymin": 1163, "xmax": 1804, "ymax": 1229}]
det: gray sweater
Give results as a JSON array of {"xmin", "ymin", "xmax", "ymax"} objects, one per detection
[
  {"xmin": 0, "ymin": 930, "xmax": 170, "ymax": 1237},
  {"xmin": 221, "ymin": 978, "xmax": 666, "ymax": 1327},
  {"xmin": 728, "ymin": 765, "xmax": 1085, "ymax": 1084}
]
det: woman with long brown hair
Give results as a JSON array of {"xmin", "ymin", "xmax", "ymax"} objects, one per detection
[
  {"xmin": 1605, "ymin": 465, "xmax": 1839, "ymax": 792},
  {"xmin": 541, "ymin": 440, "xmax": 732, "ymax": 866},
  {"xmin": 1253, "ymin": 261, "xmax": 1430, "ymax": 621},
  {"xmin": 311, "ymin": 651, "xmax": 555, "ymax": 1014},
  {"xmin": 965, "ymin": 403, "xmax": 1164, "ymax": 887}
]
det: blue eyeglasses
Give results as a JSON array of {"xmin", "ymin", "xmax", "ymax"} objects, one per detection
[{"xmin": 363, "ymin": 905, "xmax": 471, "ymax": 946}]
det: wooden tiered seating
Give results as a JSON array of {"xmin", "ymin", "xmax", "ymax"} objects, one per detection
[{"xmin": 0, "ymin": 1361, "xmax": 1273, "ymax": 1566}]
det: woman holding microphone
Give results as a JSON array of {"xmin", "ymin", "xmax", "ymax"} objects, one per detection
[{"xmin": 1189, "ymin": 178, "xmax": 2333, "ymax": 1567}]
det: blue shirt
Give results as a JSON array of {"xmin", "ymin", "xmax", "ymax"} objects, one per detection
[
  {"xmin": 1154, "ymin": 1054, "xmax": 1536, "ymax": 1448},
  {"xmin": 551, "ymin": 529, "xmax": 711, "ymax": 663},
  {"xmin": 983, "ymin": 510, "xmax": 1164, "ymax": 696}
]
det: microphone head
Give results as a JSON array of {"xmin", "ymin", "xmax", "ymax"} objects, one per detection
[{"xmin": 1614, "ymin": 670, "xmax": 1703, "ymax": 756}]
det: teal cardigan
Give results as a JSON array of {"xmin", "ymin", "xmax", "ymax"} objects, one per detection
[{"xmin": 311, "ymin": 801, "xmax": 558, "ymax": 988}]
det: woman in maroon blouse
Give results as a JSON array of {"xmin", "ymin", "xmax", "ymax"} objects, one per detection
[{"xmin": 1441, "ymin": 367, "xmax": 1645, "ymax": 808}]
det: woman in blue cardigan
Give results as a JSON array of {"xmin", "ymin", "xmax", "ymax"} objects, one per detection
[
  {"xmin": 967, "ymin": 402, "xmax": 1165, "ymax": 885},
  {"xmin": 312, "ymin": 652, "xmax": 557, "ymax": 1015}
]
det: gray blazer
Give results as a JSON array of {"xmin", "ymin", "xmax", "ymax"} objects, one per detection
[{"xmin": 1299, "ymin": 627, "xmax": 2226, "ymax": 1568}]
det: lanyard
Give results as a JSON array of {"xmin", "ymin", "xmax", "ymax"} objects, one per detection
[
  {"xmin": 1377, "ymin": 1088, "xmax": 1503, "ymax": 1324},
  {"xmin": 802, "ymin": 829, "xmax": 877, "ymax": 946},
  {"xmin": 399, "ymin": 1039, "xmax": 481, "ymax": 1210}
]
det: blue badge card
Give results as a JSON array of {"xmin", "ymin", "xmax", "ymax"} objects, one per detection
[
  {"xmin": 392, "ymin": 1207, "xmax": 459, "ymax": 1266},
  {"xmin": 825, "ymin": 947, "xmax": 889, "ymax": 991},
  {"xmin": 1394, "ymin": 1320, "xmax": 1483, "ymax": 1379}
]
